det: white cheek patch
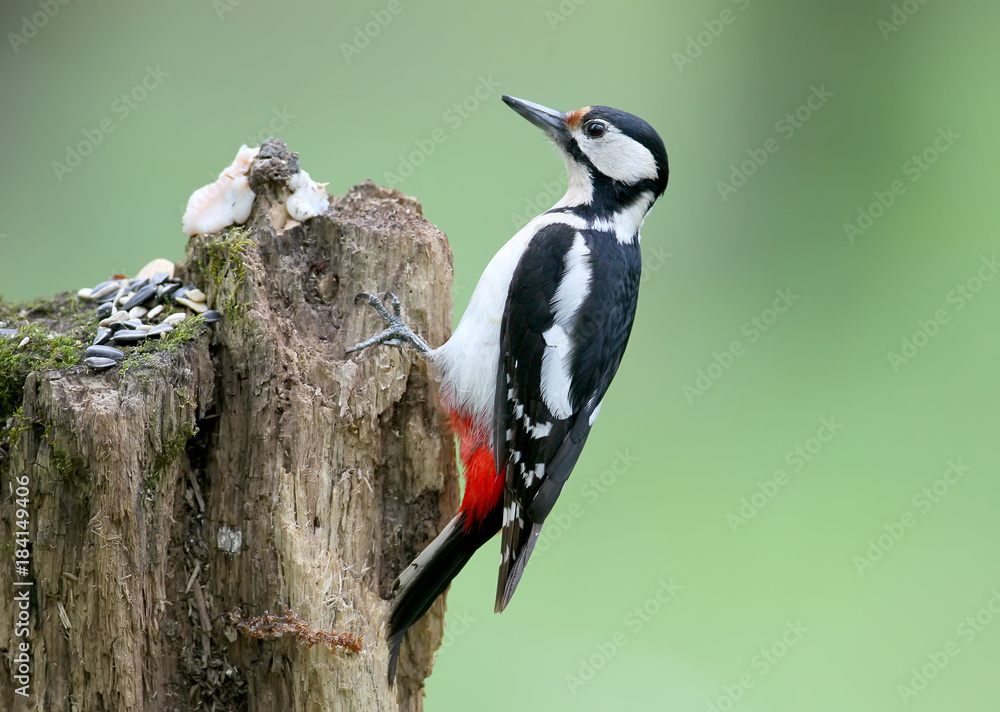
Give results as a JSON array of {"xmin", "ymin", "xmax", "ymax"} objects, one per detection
[{"xmin": 577, "ymin": 125, "xmax": 658, "ymax": 185}]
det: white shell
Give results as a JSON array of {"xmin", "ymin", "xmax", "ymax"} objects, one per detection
[
  {"xmin": 182, "ymin": 145, "xmax": 260, "ymax": 236},
  {"xmin": 286, "ymin": 169, "xmax": 330, "ymax": 221},
  {"xmin": 135, "ymin": 258, "xmax": 175, "ymax": 281}
]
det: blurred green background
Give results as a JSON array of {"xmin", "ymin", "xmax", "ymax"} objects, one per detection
[{"xmin": 2, "ymin": 0, "xmax": 999, "ymax": 709}]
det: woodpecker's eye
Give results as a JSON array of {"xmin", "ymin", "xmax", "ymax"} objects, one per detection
[{"xmin": 584, "ymin": 120, "xmax": 607, "ymax": 138}]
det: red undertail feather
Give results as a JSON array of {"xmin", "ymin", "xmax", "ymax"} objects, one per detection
[{"xmin": 450, "ymin": 411, "xmax": 505, "ymax": 529}]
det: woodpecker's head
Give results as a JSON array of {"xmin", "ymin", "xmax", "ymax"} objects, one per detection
[{"xmin": 502, "ymin": 95, "xmax": 668, "ymax": 216}]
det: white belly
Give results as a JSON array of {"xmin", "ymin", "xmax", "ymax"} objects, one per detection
[{"xmin": 431, "ymin": 212, "xmax": 587, "ymax": 428}]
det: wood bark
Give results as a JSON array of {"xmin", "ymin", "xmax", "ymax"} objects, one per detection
[{"xmin": 0, "ymin": 141, "xmax": 458, "ymax": 711}]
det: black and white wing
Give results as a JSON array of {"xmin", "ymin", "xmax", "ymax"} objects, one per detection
[{"xmin": 493, "ymin": 221, "xmax": 641, "ymax": 612}]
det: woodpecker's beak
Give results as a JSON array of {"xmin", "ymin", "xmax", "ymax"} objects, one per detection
[{"xmin": 502, "ymin": 95, "xmax": 570, "ymax": 143}]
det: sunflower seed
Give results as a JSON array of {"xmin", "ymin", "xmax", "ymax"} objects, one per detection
[
  {"xmin": 176, "ymin": 297, "xmax": 208, "ymax": 313},
  {"xmin": 123, "ymin": 284, "xmax": 157, "ymax": 311},
  {"xmin": 147, "ymin": 324, "xmax": 174, "ymax": 338},
  {"xmin": 85, "ymin": 345, "xmax": 125, "ymax": 361},
  {"xmin": 111, "ymin": 329, "xmax": 147, "ymax": 344},
  {"xmin": 111, "ymin": 283, "xmax": 129, "ymax": 308},
  {"xmin": 158, "ymin": 282, "xmax": 182, "ymax": 299},
  {"xmin": 84, "ymin": 357, "xmax": 117, "ymax": 371},
  {"xmin": 90, "ymin": 282, "xmax": 120, "ymax": 301},
  {"xmin": 92, "ymin": 327, "xmax": 112, "ymax": 345}
]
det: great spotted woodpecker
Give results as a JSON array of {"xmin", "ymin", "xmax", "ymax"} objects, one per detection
[{"xmin": 347, "ymin": 95, "xmax": 669, "ymax": 683}]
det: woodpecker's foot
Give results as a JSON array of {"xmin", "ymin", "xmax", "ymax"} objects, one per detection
[{"xmin": 346, "ymin": 291, "xmax": 431, "ymax": 355}]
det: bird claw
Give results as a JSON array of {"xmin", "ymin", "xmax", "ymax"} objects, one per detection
[
  {"xmin": 346, "ymin": 291, "xmax": 430, "ymax": 355},
  {"xmin": 386, "ymin": 292, "xmax": 403, "ymax": 318}
]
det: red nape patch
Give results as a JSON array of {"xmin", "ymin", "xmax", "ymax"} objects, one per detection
[{"xmin": 450, "ymin": 412, "xmax": 505, "ymax": 529}]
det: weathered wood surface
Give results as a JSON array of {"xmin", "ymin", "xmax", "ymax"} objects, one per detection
[{"xmin": 0, "ymin": 142, "xmax": 458, "ymax": 712}]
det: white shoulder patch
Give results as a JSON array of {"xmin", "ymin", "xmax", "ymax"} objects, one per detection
[
  {"xmin": 551, "ymin": 232, "xmax": 592, "ymax": 318},
  {"xmin": 540, "ymin": 232, "xmax": 591, "ymax": 419}
]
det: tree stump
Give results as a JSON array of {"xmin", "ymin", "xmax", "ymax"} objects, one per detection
[{"xmin": 0, "ymin": 141, "xmax": 458, "ymax": 711}]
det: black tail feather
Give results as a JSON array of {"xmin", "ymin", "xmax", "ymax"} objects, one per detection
[
  {"xmin": 495, "ymin": 519, "xmax": 544, "ymax": 613},
  {"xmin": 386, "ymin": 507, "xmax": 500, "ymax": 685}
]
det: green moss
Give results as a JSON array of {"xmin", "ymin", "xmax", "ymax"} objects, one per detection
[
  {"xmin": 0, "ymin": 322, "xmax": 83, "ymax": 422},
  {"xmin": 38, "ymin": 421, "xmax": 89, "ymax": 492},
  {"xmin": 118, "ymin": 314, "xmax": 208, "ymax": 381},
  {"xmin": 0, "ymin": 291, "xmax": 94, "ymax": 423},
  {"xmin": 0, "ymin": 406, "xmax": 30, "ymax": 454},
  {"xmin": 144, "ymin": 420, "xmax": 199, "ymax": 494},
  {"xmin": 51, "ymin": 446, "xmax": 76, "ymax": 479},
  {"xmin": 0, "ymin": 294, "xmax": 91, "ymax": 329},
  {"xmin": 202, "ymin": 227, "xmax": 255, "ymax": 325},
  {"xmin": 205, "ymin": 227, "xmax": 252, "ymax": 284}
]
